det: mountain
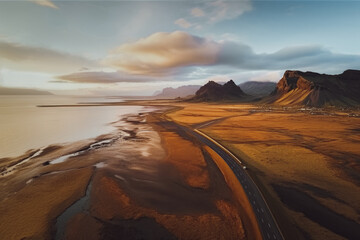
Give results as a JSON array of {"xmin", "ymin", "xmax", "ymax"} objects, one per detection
[
  {"xmin": 268, "ymin": 70, "xmax": 360, "ymax": 107},
  {"xmin": 190, "ymin": 80, "xmax": 249, "ymax": 102},
  {"xmin": 239, "ymin": 81, "xmax": 277, "ymax": 96},
  {"xmin": 0, "ymin": 87, "xmax": 53, "ymax": 95},
  {"xmin": 154, "ymin": 85, "xmax": 201, "ymax": 99}
]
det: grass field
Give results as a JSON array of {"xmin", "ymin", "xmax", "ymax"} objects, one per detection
[{"xmin": 167, "ymin": 103, "xmax": 360, "ymax": 239}]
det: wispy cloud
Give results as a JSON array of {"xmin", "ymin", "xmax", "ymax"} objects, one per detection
[
  {"xmin": 175, "ymin": 18, "xmax": 192, "ymax": 29},
  {"xmin": 30, "ymin": 0, "xmax": 58, "ymax": 9},
  {"xmin": 57, "ymin": 71, "xmax": 162, "ymax": 84},
  {"xmin": 191, "ymin": 7, "xmax": 205, "ymax": 17},
  {"xmin": 0, "ymin": 40, "xmax": 97, "ymax": 73},
  {"xmin": 175, "ymin": 0, "xmax": 252, "ymax": 29},
  {"xmin": 207, "ymin": 0, "xmax": 252, "ymax": 23}
]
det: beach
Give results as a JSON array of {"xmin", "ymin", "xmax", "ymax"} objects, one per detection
[
  {"xmin": 2, "ymin": 99, "xmax": 359, "ymax": 239},
  {"xmin": 0, "ymin": 101, "xmax": 257, "ymax": 240}
]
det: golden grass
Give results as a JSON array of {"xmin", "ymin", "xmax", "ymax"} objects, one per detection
[
  {"xmin": 0, "ymin": 167, "xmax": 93, "ymax": 239},
  {"xmin": 167, "ymin": 103, "xmax": 253, "ymax": 125},
  {"xmin": 231, "ymin": 143, "xmax": 359, "ymax": 211},
  {"xmin": 161, "ymin": 131, "xmax": 210, "ymax": 189},
  {"xmin": 207, "ymin": 114, "xmax": 360, "ymax": 225},
  {"xmin": 204, "ymin": 146, "xmax": 262, "ymax": 240},
  {"xmin": 166, "ymin": 103, "xmax": 360, "ymax": 238},
  {"xmin": 90, "ymin": 175, "xmax": 247, "ymax": 240}
]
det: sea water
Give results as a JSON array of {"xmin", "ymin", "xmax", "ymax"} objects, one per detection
[{"xmin": 0, "ymin": 95, "xmax": 142, "ymax": 159}]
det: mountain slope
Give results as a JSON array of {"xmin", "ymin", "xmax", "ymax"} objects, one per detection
[
  {"xmin": 239, "ymin": 81, "xmax": 276, "ymax": 96},
  {"xmin": 268, "ymin": 70, "xmax": 360, "ymax": 107},
  {"xmin": 191, "ymin": 80, "xmax": 249, "ymax": 102},
  {"xmin": 154, "ymin": 85, "xmax": 200, "ymax": 99}
]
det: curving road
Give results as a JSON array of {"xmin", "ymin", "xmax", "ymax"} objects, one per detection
[{"xmin": 176, "ymin": 123, "xmax": 284, "ymax": 240}]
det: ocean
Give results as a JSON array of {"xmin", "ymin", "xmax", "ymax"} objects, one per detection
[{"xmin": 0, "ymin": 95, "xmax": 143, "ymax": 159}]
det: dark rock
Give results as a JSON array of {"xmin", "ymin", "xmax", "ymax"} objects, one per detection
[
  {"xmin": 269, "ymin": 70, "xmax": 360, "ymax": 107},
  {"xmin": 191, "ymin": 80, "xmax": 248, "ymax": 102}
]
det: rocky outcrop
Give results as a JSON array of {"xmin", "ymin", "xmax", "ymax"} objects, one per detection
[
  {"xmin": 191, "ymin": 80, "xmax": 248, "ymax": 102},
  {"xmin": 269, "ymin": 70, "xmax": 360, "ymax": 107}
]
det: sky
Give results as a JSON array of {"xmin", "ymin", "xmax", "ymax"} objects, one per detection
[{"xmin": 0, "ymin": 0, "xmax": 359, "ymax": 95}]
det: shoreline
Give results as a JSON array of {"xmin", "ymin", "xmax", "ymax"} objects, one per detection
[
  {"xmin": 3, "ymin": 99, "xmax": 357, "ymax": 239},
  {"xmin": 0, "ymin": 103, "xmax": 259, "ymax": 239}
]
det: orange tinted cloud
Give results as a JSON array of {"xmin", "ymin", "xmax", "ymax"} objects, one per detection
[
  {"xmin": 103, "ymin": 31, "xmax": 360, "ymax": 78},
  {"xmin": 57, "ymin": 71, "xmax": 160, "ymax": 84},
  {"xmin": 30, "ymin": 0, "xmax": 58, "ymax": 9},
  {"xmin": 103, "ymin": 31, "xmax": 220, "ymax": 76}
]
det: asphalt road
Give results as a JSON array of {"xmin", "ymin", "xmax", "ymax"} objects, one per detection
[{"xmin": 178, "ymin": 124, "xmax": 284, "ymax": 240}]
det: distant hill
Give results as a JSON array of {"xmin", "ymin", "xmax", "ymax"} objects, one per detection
[
  {"xmin": 154, "ymin": 85, "xmax": 200, "ymax": 99},
  {"xmin": 190, "ymin": 80, "xmax": 249, "ymax": 102},
  {"xmin": 0, "ymin": 87, "xmax": 53, "ymax": 95},
  {"xmin": 268, "ymin": 69, "xmax": 360, "ymax": 107},
  {"xmin": 239, "ymin": 81, "xmax": 276, "ymax": 97}
]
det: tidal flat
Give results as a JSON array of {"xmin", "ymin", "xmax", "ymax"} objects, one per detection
[{"xmin": 0, "ymin": 104, "xmax": 254, "ymax": 240}]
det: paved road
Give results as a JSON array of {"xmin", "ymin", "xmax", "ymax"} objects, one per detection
[{"xmin": 177, "ymin": 124, "xmax": 284, "ymax": 240}]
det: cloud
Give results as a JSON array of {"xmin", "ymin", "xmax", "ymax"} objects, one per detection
[
  {"xmin": 30, "ymin": 0, "xmax": 58, "ymax": 9},
  {"xmin": 57, "ymin": 71, "xmax": 164, "ymax": 84},
  {"xmin": 218, "ymin": 43, "xmax": 360, "ymax": 74},
  {"xmin": 103, "ymin": 31, "xmax": 360, "ymax": 78},
  {"xmin": 103, "ymin": 31, "xmax": 219, "ymax": 76},
  {"xmin": 176, "ymin": 0, "xmax": 252, "ymax": 29},
  {"xmin": 174, "ymin": 18, "xmax": 192, "ymax": 29},
  {"xmin": 208, "ymin": 0, "xmax": 252, "ymax": 23},
  {"xmin": 0, "ymin": 40, "xmax": 97, "ymax": 74},
  {"xmin": 250, "ymin": 71, "xmax": 282, "ymax": 82},
  {"xmin": 191, "ymin": 8, "xmax": 205, "ymax": 17}
]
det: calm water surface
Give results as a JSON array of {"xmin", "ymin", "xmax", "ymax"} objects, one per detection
[{"xmin": 0, "ymin": 95, "xmax": 143, "ymax": 159}]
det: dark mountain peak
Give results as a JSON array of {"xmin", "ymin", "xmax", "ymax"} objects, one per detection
[
  {"xmin": 224, "ymin": 79, "xmax": 236, "ymax": 86},
  {"xmin": 276, "ymin": 70, "xmax": 325, "ymax": 93},
  {"xmin": 283, "ymin": 70, "xmax": 302, "ymax": 77},
  {"xmin": 192, "ymin": 79, "xmax": 247, "ymax": 102},
  {"xmin": 204, "ymin": 80, "xmax": 222, "ymax": 87},
  {"xmin": 342, "ymin": 69, "xmax": 360, "ymax": 75},
  {"xmin": 269, "ymin": 69, "xmax": 360, "ymax": 107},
  {"xmin": 340, "ymin": 69, "xmax": 360, "ymax": 81},
  {"xmin": 223, "ymin": 79, "xmax": 245, "ymax": 95}
]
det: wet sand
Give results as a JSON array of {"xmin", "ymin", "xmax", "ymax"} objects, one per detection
[{"xmin": 0, "ymin": 105, "xmax": 253, "ymax": 239}]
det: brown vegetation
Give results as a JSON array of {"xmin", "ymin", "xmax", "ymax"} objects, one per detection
[
  {"xmin": 90, "ymin": 173, "xmax": 246, "ymax": 240},
  {"xmin": 167, "ymin": 102, "xmax": 360, "ymax": 239},
  {"xmin": 0, "ymin": 167, "xmax": 93, "ymax": 239},
  {"xmin": 205, "ymin": 146, "xmax": 261, "ymax": 240},
  {"xmin": 161, "ymin": 131, "xmax": 210, "ymax": 189}
]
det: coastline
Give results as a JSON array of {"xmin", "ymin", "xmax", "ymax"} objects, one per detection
[
  {"xmin": 0, "ymin": 102, "xmax": 259, "ymax": 239},
  {"xmin": 0, "ymin": 105, "xmax": 165, "ymax": 239}
]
